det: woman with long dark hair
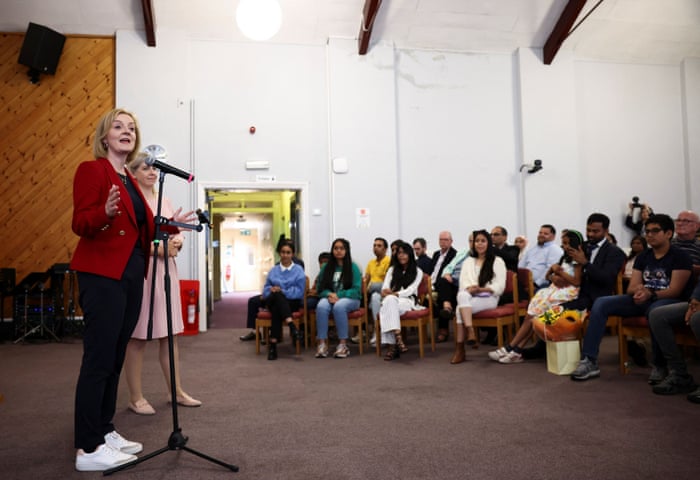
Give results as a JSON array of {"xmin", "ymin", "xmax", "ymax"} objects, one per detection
[
  {"xmin": 315, "ymin": 238, "xmax": 362, "ymax": 358},
  {"xmin": 623, "ymin": 235, "xmax": 648, "ymax": 291},
  {"xmin": 378, "ymin": 241, "xmax": 424, "ymax": 361},
  {"xmin": 488, "ymin": 229, "xmax": 584, "ymax": 364},
  {"xmin": 450, "ymin": 230, "xmax": 507, "ymax": 364}
]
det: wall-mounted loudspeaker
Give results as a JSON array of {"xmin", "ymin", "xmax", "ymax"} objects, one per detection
[{"xmin": 18, "ymin": 22, "xmax": 66, "ymax": 84}]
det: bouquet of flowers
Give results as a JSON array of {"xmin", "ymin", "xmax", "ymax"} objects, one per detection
[{"xmin": 532, "ymin": 306, "xmax": 583, "ymax": 342}]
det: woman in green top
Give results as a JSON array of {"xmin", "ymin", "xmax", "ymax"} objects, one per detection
[{"xmin": 315, "ymin": 238, "xmax": 362, "ymax": 359}]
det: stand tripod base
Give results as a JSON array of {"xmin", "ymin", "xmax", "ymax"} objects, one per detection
[
  {"xmin": 104, "ymin": 428, "xmax": 238, "ymax": 475},
  {"xmin": 14, "ymin": 323, "xmax": 61, "ymax": 343}
]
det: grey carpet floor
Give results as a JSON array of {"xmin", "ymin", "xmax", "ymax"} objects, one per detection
[{"xmin": 1, "ymin": 329, "xmax": 699, "ymax": 480}]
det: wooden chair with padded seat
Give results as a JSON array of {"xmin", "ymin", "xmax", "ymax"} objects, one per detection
[
  {"xmin": 255, "ymin": 276, "xmax": 309, "ymax": 355},
  {"xmin": 470, "ymin": 271, "xmax": 519, "ymax": 348},
  {"xmin": 309, "ymin": 277, "xmax": 369, "ymax": 354},
  {"xmin": 375, "ymin": 273, "xmax": 435, "ymax": 358},
  {"xmin": 516, "ymin": 268, "xmax": 534, "ymax": 328},
  {"xmin": 617, "ymin": 270, "xmax": 700, "ymax": 374}
]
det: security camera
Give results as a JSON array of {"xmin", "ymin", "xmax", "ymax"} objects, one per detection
[
  {"xmin": 528, "ymin": 159, "xmax": 543, "ymax": 174},
  {"xmin": 519, "ymin": 159, "xmax": 543, "ymax": 174}
]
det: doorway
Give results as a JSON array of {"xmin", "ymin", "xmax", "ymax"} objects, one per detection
[{"xmin": 203, "ymin": 187, "xmax": 304, "ymax": 318}]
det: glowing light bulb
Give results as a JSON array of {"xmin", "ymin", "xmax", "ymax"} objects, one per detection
[{"xmin": 236, "ymin": 0, "xmax": 283, "ymax": 41}]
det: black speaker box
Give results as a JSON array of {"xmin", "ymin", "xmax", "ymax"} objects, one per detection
[{"xmin": 18, "ymin": 22, "xmax": 66, "ymax": 76}]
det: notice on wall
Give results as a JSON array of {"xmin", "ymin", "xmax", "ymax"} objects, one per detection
[{"xmin": 356, "ymin": 208, "xmax": 370, "ymax": 229}]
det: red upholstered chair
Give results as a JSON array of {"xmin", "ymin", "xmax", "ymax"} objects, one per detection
[
  {"xmin": 617, "ymin": 270, "xmax": 700, "ymax": 374},
  {"xmin": 458, "ymin": 271, "xmax": 519, "ymax": 348},
  {"xmin": 375, "ymin": 274, "xmax": 435, "ymax": 358},
  {"xmin": 516, "ymin": 268, "xmax": 534, "ymax": 328},
  {"xmin": 255, "ymin": 276, "xmax": 309, "ymax": 355}
]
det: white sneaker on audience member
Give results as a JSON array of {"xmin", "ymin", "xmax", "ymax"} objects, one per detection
[
  {"xmin": 498, "ymin": 351, "xmax": 523, "ymax": 364},
  {"xmin": 488, "ymin": 347, "xmax": 509, "ymax": 361},
  {"xmin": 75, "ymin": 444, "xmax": 136, "ymax": 471}
]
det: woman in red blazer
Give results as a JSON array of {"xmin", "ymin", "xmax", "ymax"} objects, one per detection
[{"xmin": 70, "ymin": 108, "xmax": 191, "ymax": 472}]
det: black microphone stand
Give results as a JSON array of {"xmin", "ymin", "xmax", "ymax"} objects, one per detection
[{"xmin": 105, "ymin": 170, "xmax": 238, "ymax": 475}]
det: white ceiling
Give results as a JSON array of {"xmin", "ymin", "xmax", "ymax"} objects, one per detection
[{"xmin": 1, "ymin": 0, "xmax": 700, "ymax": 65}]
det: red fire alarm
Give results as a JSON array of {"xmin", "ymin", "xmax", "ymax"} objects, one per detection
[{"xmin": 249, "ymin": 126, "xmax": 256, "ymax": 134}]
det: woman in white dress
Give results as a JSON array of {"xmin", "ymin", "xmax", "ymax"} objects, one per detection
[
  {"xmin": 378, "ymin": 241, "xmax": 424, "ymax": 361},
  {"xmin": 450, "ymin": 230, "xmax": 507, "ymax": 364}
]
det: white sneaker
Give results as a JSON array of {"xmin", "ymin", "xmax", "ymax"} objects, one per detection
[
  {"xmin": 369, "ymin": 333, "xmax": 377, "ymax": 347},
  {"xmin": 104, "ymin": 430, "xmax": 143, "ymax": 455},
  {"xmin": 75, "ymin": 444, "xmax": 136, "ymax": 472},
  {"xmin": 488, "ymin": 347, "xmax": 509, "ymax": 362},
  {"xmin": 498, "ymin": 351, "xmax": 524, "ymax": 364},
  {"xmin": 333, "ymin": 344, "xmax": 350, "ymax": 358},
  {"xmin": 315, "ymin": 342, "xmax": 329, "ymax": 358}
]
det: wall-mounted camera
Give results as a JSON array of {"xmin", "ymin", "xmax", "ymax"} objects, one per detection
[{"xmin": 519, "ymin": 159, "xmax": 543, "ymax": 174}]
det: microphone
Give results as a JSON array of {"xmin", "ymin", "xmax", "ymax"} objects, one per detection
[{"xmin": 145, "ymin": 156, "xmax": 195, "ymax": 183}]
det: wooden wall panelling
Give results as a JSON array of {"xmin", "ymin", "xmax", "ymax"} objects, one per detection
[{"xmin": 0, "ymin": 33, "xmax": 114, "ymax": 319}]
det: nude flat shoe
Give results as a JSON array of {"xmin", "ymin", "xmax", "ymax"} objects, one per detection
[
  {"xmin": 167, "ymin": 392, "xmax": 202, "ymax": 408},
  {"xmin": 128, "ymin": 398, "xmax": 156, "ymax": 415}
]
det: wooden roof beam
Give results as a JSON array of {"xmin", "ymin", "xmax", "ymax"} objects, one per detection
[
  {"xmin": 358, "ymin": 0, "xmax": 382, "ymax": 55},
  {"xmin": 542, "ymin": 0, "xmax": 587, "ymax": 65},
  {"xmin": 141, "ymin": 0, "xmax": 156, "ymax": 47}
]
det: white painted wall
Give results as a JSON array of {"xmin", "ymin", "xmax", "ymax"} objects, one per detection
[
  {"xmin": 575, "ymin": 59, "xmax": 688, "ymax": 248},
  {"xmin": 396, "ymin": 49, "xmax": 519, "ymax": 251},
  {"xmin": 115, "ymin": 29, "xmax": 700, "ymax": 328}
]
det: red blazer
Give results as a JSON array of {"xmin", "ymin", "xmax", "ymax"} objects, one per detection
[{"xmin": 70, "ymin": 158, "xmax": 155, "ymax": 280}]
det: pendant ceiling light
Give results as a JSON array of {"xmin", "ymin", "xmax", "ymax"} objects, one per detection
[{"xmin": 236, "ymin": 0, "xmax": 283, "ymax": 41}]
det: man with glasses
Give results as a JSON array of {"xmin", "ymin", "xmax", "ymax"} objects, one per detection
[{"xmin": 571, "ymin": 214, "xmax": 693, "ymax": 381}]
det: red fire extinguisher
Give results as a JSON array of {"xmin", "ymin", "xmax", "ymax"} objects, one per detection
[{"xmin": 187, "ymin": 289, "xmax": 196, "ymax": 325}]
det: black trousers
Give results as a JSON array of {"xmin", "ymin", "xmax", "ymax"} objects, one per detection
[
  {"xmin": 435, "ymin": 277, "xmax": 458, "ymax": 330},
  {"xmin": 74, "ymin": 249, "xmax": 144, "ymax": 451},
  {"xmin": 265, "ymin": 291, "xmax": 301, "ymax": 341},
  {"xmin": 246, "ymin": 294, "xmax": 263, "ymax": 329}
]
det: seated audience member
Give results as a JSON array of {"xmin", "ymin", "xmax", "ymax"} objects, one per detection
[
  {"xmin": 518, "ymin": 225, "xmax": 564, "ymax": 290},
  {"xmin": 648, "ymin": 278, "xmax": 700, "ymax": 399},
  {"xmin": 491, "ymin": 226, "xmax": 520, "ymax": 272},
  {"xmin": 625, "ymin": 201, "xmax": 653, "ymax": 235},
  {"xmin": 378, "ymin": 241, "xmax": 424, "ymax": 361},
  {"xmin": 261, "ymin": 240, "xmax": 307, "ymax": 360},
  {"xmin": 434, "ymin": 234, "xmax": 473, "ymax": 343},
  {"xmin": 514, "ymin": 235, "xmax": 528, "ymax": 261},
  {"xmin": 357, "ymin": 238, "xmax": 390, "ymax": 346},
  {"xmin": 672, "ymin": 210, "xmax": 700, "ymax": 266},
  {"xmin": 571, "ymin": 214, "xmax": 693, "ymax": 382},
  {"xmin": 315, "ymin": 238, "xmax": 363, "ymax": 359},
  {"xmin": 489, "ymin": 230, "xmax": 584, "ymax": 364},
  {"xmin": 623, "ymin": 235, "xmax": 648, "ymax": 292},
  {"xmin": 413, "ymin": 237, "xmax": 433, "ymax": 276},
  {"xmin": 430, "ymin": 231, "xmax": 457, "ymax": 287},
  {"xmin": 306, "ymin": 252, "xmax": 332, "ymax": 311},
  {"xmin": 239, "ymin": 243, "xmax": 304, "ymax": 342},
  {"xmin": 607, "ymin": 232, "xmax": 617, "ymax": 245},
  {"xmin": 520, "ymin": 213, "xmax": 626, "ymax": 360},
  {"xmin": 450, "ymin": 230, "xmax": 507, "ymax": 364},
  {"xmin": 390, "ymin": 239, "xmax": 402, "ymax": 257}
]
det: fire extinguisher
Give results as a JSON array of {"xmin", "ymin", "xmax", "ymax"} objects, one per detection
[{"xmin": 187, "ymin": 289, "xmax": 196, "ymax": 324}]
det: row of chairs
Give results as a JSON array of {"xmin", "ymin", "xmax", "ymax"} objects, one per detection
[
  {"xmin": 252, "ymin": 267, "xmax": 698, "ymax": 368},
  {"xmin": 253, "ymin": 270, "xmax": 530, "ymax": 358}
]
